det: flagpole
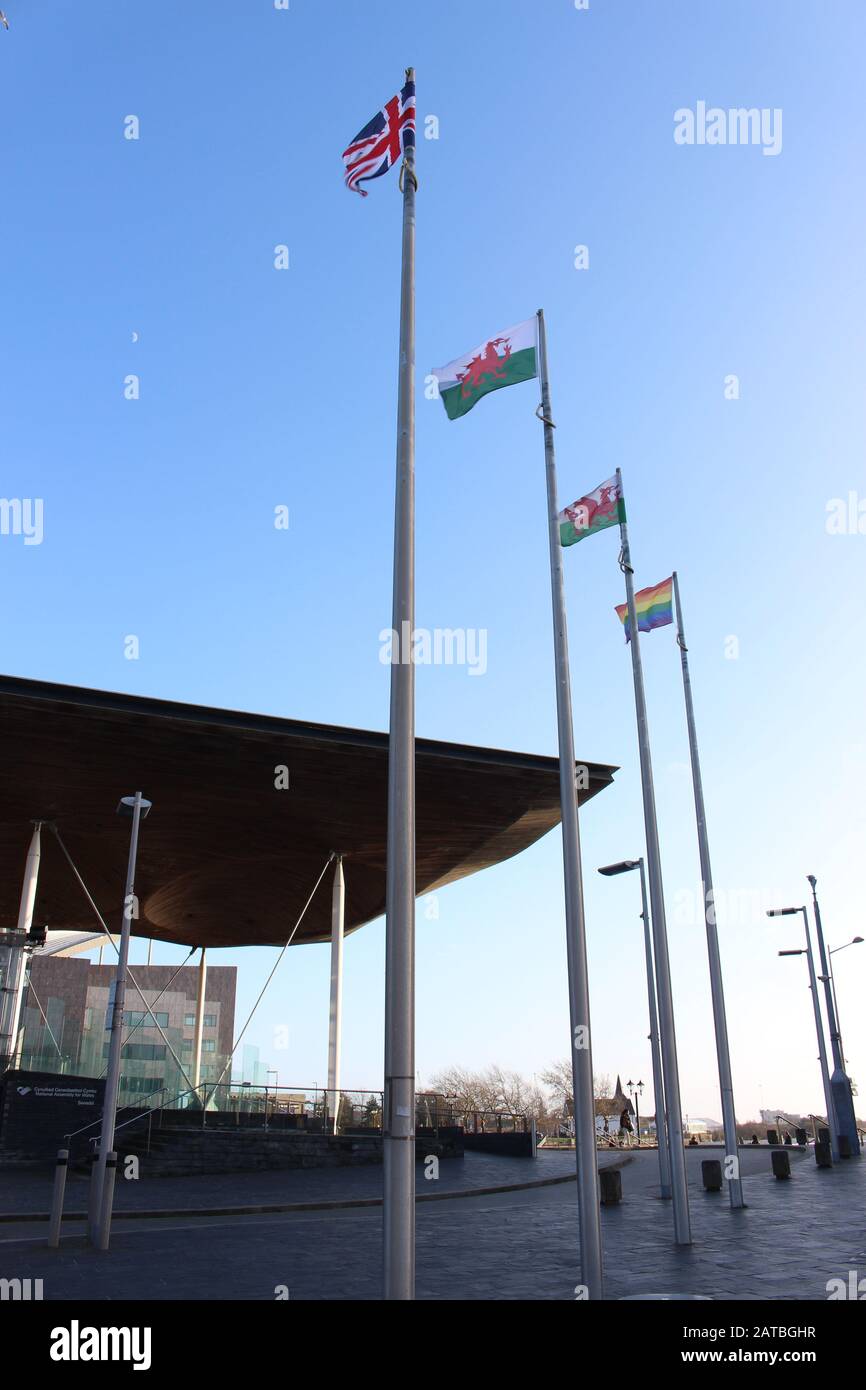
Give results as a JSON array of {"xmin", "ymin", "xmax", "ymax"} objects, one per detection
[
  {"xmin": 383, "ymin": 65, "xmax": 417, "ymax": 1302},
  {"xmin": 616, "ymin": 469, "xmax": 691, "ymax": 1245},
  {"xmin": 672, "ymin": 571, "xmax": 744, "ymax": 1207},
  {"xmin": 537, "ymin": 309, "xmax": 603, "ymax": 1300}
]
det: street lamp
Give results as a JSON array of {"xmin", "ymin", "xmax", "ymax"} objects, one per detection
[
  {"xmin": 767, "ymin": 906, "xmax": 840, "ymax": 1160},
  {"xmin": 598, "ymin": 859, "xmax": 672, "ymax": 1200},
  {"xmin": 627, "ymin": 1079, "xmax": 644, "ymax": 1146},
  {"xmin": 266, "ymin": 1068, "xmax": 278, "ymax": 1131},
  {"xmin": 807, "ymin": 878, "xmax": 860, "ymax": 1155},
  {"xmin": 828, "ymin": 937, "xmax": 863, "ymax": 1071}
]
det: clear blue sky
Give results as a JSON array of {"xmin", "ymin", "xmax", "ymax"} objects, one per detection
[{"xmin": 3, "ymin": 0, "xmax": 865, "ymax": 1122}]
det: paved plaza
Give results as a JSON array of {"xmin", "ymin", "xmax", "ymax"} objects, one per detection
[{"xmin": 2, "ymin": 1144, "xmax": 863, "ymax": 1300}]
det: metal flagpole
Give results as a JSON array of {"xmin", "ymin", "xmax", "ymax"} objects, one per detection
[
  {"xmin": 383, "ymin": 66, "xmax": 417, "ymax": 1302},
  {"xmin": 92, "ymin": 792, "xmax": 150, "ymax": 1248},
  {"xmin": 672, "ymin": 571, "xmax": 744, "ymax": 1207},
  {"xmin": 637, "ymin": 857, "xmax": 672, "ymax": 1199},
  {"xmin": 537, "ymin": 308, "xmax": 604, "ymax": 1299},
  {"xmin": 617, "ymin": 471, "xmax": 691, "ymax": 1244}
]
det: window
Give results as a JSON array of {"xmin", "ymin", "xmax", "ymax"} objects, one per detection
[
  {"xmin": 126, "ymin": 1010, "xmax": 169, "ymax": 1029},
  {"xmin": 122, "ymin": 1076, "xmax": 165, "ymax": 1095},
  {"xmin": 202, "ymin": 1039, "xmax": 216, "ymax": 1053},
  {"xmin": 184, "ymin": 1014, "xmax": 196, "ymax": 1028},
  {"xmin": 184, "ymin": 1012, "xmax": 217, "ymax": 1028},
  {"xmin": 104, "ymin": 1042, "xmax": 166, "ymax": 1062}
]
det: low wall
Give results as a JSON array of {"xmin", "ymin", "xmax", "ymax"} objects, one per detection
[
  {"xmin": 463, "ymin": 1131, "xmax": 532, "ymax": 1158},
  {"xmin": 121, "ymin": 1127, "xmax": 463, "ymax": 1176}
]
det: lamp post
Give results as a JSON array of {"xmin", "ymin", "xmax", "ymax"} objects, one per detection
[
  {"xmin": 768, "ymin": 905, "xmax": 839, "ymax": 1161},
  {"xmin": 265, "ymin": 1068, "xmax": 278, "ymax": 1131},
  {"xmin": 828, "ymin": 937, "xmax": 863, "ymax": 1071},
  {"xmin": 807, "ymin": 878, "xmax": 860, "ymax": 1155},
  {"xmin": 598, "ymin": 860, "xmax": 672, "ymax": 1199},
  {"xmin": 627, "ymin": 1079, "xmax": 644, "ymax": 1145}
]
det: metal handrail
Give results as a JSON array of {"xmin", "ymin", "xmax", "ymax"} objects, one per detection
[
  {"xmin": 63, "ymin": 1084, "xmax": 204, "ymax": 1142},
  {"xmin": 57, "ymin": 1081, "xmax": 528, "ymax": 1143}
]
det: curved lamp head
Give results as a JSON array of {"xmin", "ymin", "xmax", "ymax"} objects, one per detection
[{"xmin": 598, "ymin": 860, "xmax": 640, "ymax": 877}]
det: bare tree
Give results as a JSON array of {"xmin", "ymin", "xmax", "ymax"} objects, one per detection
[
  {"xmin": 540, "ymin": 1059, "xmax": 612, "ymax": 1106},
  {"xmin": 429, "ymin": 1064, "xmax": 539, "ymax": 1121}
]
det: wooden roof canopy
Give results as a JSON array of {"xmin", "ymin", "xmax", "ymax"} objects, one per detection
[{"xmin": 0, "ymin": 676, "xmax": 616, "ymax": 949}]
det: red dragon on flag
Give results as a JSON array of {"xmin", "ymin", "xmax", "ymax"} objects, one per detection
[
  {"xmin": 559, "ymin": 475, "xmax": 625, "ymax": 546},
  {"xmin": 457, "ymin": 336, "xmax": 513, "ymax": 399}
]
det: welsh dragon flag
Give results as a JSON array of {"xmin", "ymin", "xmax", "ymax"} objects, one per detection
[
  {"xmin": 558, "ymin": 475, "xmax": 625, "ymax": 546},
  {"xmin": 432, "ymin": 317, "xmax": 537, "ymax": 421}
]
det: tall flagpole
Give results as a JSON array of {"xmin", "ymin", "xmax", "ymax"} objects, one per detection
[
  {"xmin": 617, "ymin": 469, "xmax": 691, "ymax": 1245},
  {"xmin": 383, "ymin": 66, "xmax": 417, "ymax": 1302},
  {"xmin": 537, "ymin": 309, "xmax": 603, "ymax": 1299},
  {"xmin": 672, "ymin": 571, "xmax": 745, "ymax": 1207}
]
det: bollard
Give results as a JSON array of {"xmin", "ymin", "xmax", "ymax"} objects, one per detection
[
  {"xmin": 839, "ymin": 1135, "xmax": 852, "ymax": 1159},
  {"xmin": 795, "ymin": 1128, "xmax": 807, "ymax": 1147},
  {"xmin": 766, "ymin": 1128, "xmax": 779, "ymax": 1146},
  {"xmin": 599, "ymin": 1169, "xmax": 622, "ymax": 1205},
  {"xmin": 815, "ymin": 1140, "xmax": 833, "ymax": 1169},
  {"xmin": 47, "ymin": 1148, "xmax": 69, "ymax": 1248},
  {"xmin": 701, "ymin": 1159, "xmax": 722, "ymax": 1192},
  {"xmin": 771, "ymin": 1150, "xmax": 791, "ymax": 1180},
  {"xmin": 96, "ymin": 1151, "xmax": 118, "ymax": 1252}
]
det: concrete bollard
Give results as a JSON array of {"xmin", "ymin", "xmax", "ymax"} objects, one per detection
[
  {"xmin": 815, "ymin": 1140, "xmax": 833, "ymax": 1169},
  {"xmin": 839, "ymin": 1135, "xmax": 852, "ymax": 1159},
  {"xmin": 795, "ymin": 1128, "xmax": 807, "ymax": 1147},
  {"xmin": 766, "ymin": 1128, "xmax": 779, "ymax": 1146},
  {"xmin": 771, "ymin": 1150, "xmax": 791, "ymax": 1180},
  {"xmin": 701, "ymin": 1159, "xmax": 722, "ymax": 1191},
  {"xmin": 599, "ymin": 1169, "xmax": 622, "ymax": 1205},
  {"xmin": 47, "ymin": 1148, "xmax": 69, "ymax": 1248}
]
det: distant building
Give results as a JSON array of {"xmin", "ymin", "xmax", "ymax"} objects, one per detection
[
  {"xmin": 684, "ymin": 1117, "xmax": 723, "ymax": 1141},
  {"xmin": 760, "ymin": 1108, "xmax": 804, "ymax": 1129},
  {"xmin": 561, "ymin": 1074, "xmax": 638, "ymax": 1139},
  {"xmin": 595, "ymin": 1076, "xmax": 637, "ymax": 1139},
  {"xmin": 234, "ymin": 1042, "xmax": 269, "ymax": 1088},
  {"xmin": 18, "ymin": 955, "xmax": 236, "ymax": 1109}
]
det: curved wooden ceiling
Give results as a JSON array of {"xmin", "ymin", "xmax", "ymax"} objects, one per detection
[{"xmin": 0, "ymin": 676, "xmax": 616, "ymax": 948}]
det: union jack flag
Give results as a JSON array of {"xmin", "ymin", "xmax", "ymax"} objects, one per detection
[{"xmin": 342, "ymin": 80, "xmax": 416, "ymax": 197}]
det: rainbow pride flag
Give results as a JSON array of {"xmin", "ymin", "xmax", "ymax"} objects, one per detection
[{"xmin": 615, "ymin": 577, "xmax": 673, "ymax": 643}]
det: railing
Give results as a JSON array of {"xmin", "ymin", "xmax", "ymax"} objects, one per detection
[
  {"xmin": 458, "ymin": 1111, "xmax": 528, "ymax": 1135},
  {"xmin": 55, "ymin": 1082, "xmax": 524, "ymax": 1151}
]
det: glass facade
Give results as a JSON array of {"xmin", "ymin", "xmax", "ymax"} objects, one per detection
[{"xmin": 18, "ymin": 958, "xmax": 236, "ymax": 1111}]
